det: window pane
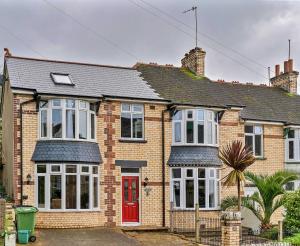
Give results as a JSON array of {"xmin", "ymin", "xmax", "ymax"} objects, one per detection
[
  {"xmin": 209, "ymin": 180, "xmax": 215, "ymax": 208},
  {"xmin": 41, "ymin": 110, "xmax": 47, "ymax": 137},
  {"xmin": 79, "ymin": 101, "xmax": 87, "ymax": 109},
  {"xmin": 132, "ymin": 114, "xmax": 143, "ymax": 138},
  {"xmin": 289, "ymin": 141, "xmax": 294, "ymax": 159},
  {"xmin": 37, "ymin": 165, "xmax": 46, "ymax": 173},
  {"xmin": 133, "ymin": 104, "xmax": 143, "ymax": 112},
  {"xmin": 173, "ymin": 111, "xmax": 182, "ymax": 120},
  {"xmin": 288, "ymin": 130, "xmax": 295, "ymax": 139},
  {"xmin": 187, "ymin": 169, "xmax": 193, "ymax": 177},
  {"xmin": 187, "ymin": 111, "xmax": 193, "ymax": 119},
  {"xmin": 122, "ymin": 104, "xmax": 130, "ymax": 112},
  {"xmin": 93, "ymin": 166, "xmax": 98, "ymax": 174},
  {"xmin": 80, "ymin": 176, "xmax": 90, "ymax": 209},
  {"xmin": 66, "ymin": 175, "xmax": 77, "ymax": 209},
  {"xmin": 124, "ymin": 180, "xmax": 129, "ymax": 202},
  {"xmin": 38, "ymin": 176, "xmax": 45, "ymax": 208},
  {"xmin": 207, "ymin": 122, "xmax": 213, "ymax": 144},
  {"xmin": 255, "ymin": 135, "xmax": 262, "ymax": 156},
  {"xmin": 172, "ymin": 169, "xmax": 181, "ymax": 179},
  {"xmin": 175, "ymin": 122, "xmax": 181, "ymax": 142},
  {"xmin": 93, "ymin": 177, "xmax": 98, "ymax": 208},
  {"xmin": 66, "ymin": 99, "xmax": 75, "ymax": 108},
  {"xmin": 39, "ymin": 101, "xmax": 48, "ymax": 108},
  {"xmin": 91, "ymin": 113, "xmax": 95, "ymax": 139},
  {"xmin": 197, "ymin": 123, "xmax": 204, "ymax": 143},
  {"xmin": 245, "ymin": 125, "xmax": 253, "ymax": 133},
  {"xmin": 52, "ymin": 109, "xmax": 62, "ymax": 138},
  {"xmin": 66, "ymin": 165, "xmax": 77, "ymax": 173},
  {"xmin": 50, "ymin": 175, "xmax": 62, "ymax": 209},
  {"xmin": 121, "ymin": 113, "xmax": 131, "ymax": 138},
  {"xmin": 254, "ymin": 126, "xmax": 262, "ymax": 134},
  {"xmin": 186, "ymin": 121, "xmax": 194, "ymax": 143},
  {"xmin": 245, "ymin": 136, "xmax": 253, "ymax": 152},
  {"xmin": 173, "ymin": 181, "xmax": 181, "ymax": 207},
  {"xmin": 197, "ymin": 110, "xmax": 204, "ymax": 121},
  {"xmin": 66, "ymin": 110, "xmax": 75, "ymax": 138},
  {"xmin": 286, "ymin": 182, "xmax": 295, "ymax": 191},
  {"xmin": 82, "ymin": 166, "xmax": 89, "ymax": 173},
  {"xmin": 52, "ymin": 99, "xmax": 61, "ymax": 107},
  {"xmin": 185, "ymin": 180, "xmax": 194, "ymax": 208},
  {"xmin": 79, "ymin": 111, "xmax": 87, "ymax": 139},
  {"xmin": 198, "ymin": 169, "xmax": 205, "ymax": 178},
  {"xmin": 132, "ymin": 180, "xmax": 137, "ymax": 202},
  {"xmin": 198, "ymin": 180, "xmax": 205, "ymax": 208},
  {"xmin": 51, "ymin": 165, "xmax": 60, "ymax": 172}
]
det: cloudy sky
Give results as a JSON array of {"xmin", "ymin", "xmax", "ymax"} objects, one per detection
[{"xmin": 0, "ymin": 0, "xmax": 299, "ymax": 83}]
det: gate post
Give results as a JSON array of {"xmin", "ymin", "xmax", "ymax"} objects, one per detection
[
  {"xmin": 195, "ymin": 203, "xmax": 200, "ymax": 243},
  {"xmin": 221, "ymin": 211, "xmax": 241, "ymax": 246},
  {"xmin": 170, "ymin": 202, "xmax": 174, "ymax": 233},
  {"xmin": 278, "ymin": 220, "xmax": 283, "ymax": 241}
]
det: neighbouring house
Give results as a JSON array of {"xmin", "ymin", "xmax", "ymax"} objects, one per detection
[{"xmin": 1, "ymin": 46, "xmax": 300, "ymax": 229}]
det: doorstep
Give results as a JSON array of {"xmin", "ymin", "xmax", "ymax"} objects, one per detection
[{"xmin": 120, "ymin": 226, "xmax": 169, "ymax": 232}]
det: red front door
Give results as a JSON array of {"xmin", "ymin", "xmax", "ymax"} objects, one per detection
[{"xmin": 122, "ymin": 176, "xmax": 139, "ymax": 223}]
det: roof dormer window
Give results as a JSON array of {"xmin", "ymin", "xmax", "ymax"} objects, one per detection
[{"xmin": 50, "ymin": 73, "xmax": 73, "ymax": 85}]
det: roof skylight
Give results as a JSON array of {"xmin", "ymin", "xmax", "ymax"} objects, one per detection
[{"xmin": 50, "ymin": 73, "xmax": 73, "ymax": 85}]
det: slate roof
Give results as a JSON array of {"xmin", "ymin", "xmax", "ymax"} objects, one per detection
[
  {"xmin": 5, "ymin": 56, "xmax": 162, "ymax": 100},
  {"xmin": 136, "ymin": 64, "xmax": 300, "ymax": 125},
  {"xmin": 168, "ymin": 146, "xmax": 221, "ymax": 167},
  {"xmin": 32, "ymin": 140, "xmax": 102, "ymax": 164}
]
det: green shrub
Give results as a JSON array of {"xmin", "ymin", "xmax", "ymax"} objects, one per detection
[
  {"xmin": 259, "ymin": 227, "xmax": 278, "ymax": 240},
  {"xmin": 284, "ymin": 233, "xmax": 300, "ymax": 244},
  {"xmin": 284, "ymin": 190, "xmax": 300, "ymax": 235}
]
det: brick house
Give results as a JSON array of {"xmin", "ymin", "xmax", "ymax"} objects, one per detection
[{"xmin": 1, "ymin": 47, "xmax": 300, "ymax": 228}]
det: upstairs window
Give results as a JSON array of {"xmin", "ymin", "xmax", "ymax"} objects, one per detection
[
  {"xmin": 286, "ymin": 128, "xmax": 300, "ymax": 162},
  {"xmin": 121, "ymin": 104, "xmax": 144, "ymax": 139},
  {"xmin": 245, "ymin": 125, "xmax": 263, "ymax": 157},
  {"xmin": 172, "ymin": 109, "xmax": 218, "ymax": 146},
  {"xmin": 39, "ymin": 99, "xmax": 96, "ymax": 141},
  {"xmin": 51, "ymin": 73, "xmax": 73, "ymax": 85}
]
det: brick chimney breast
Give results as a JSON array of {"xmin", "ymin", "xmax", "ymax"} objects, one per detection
[
  {"xmin": 270, "ymin": 59, "xmax": 299, "ymax": 94},
  {"xmin": 181, "ymin": 47, "xmax": 206, "ymax": 76}
]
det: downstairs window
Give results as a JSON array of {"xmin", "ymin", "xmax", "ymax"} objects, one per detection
[{"xmin": 35, "ymin": 164, "xmax": 99, "ymax": 211}]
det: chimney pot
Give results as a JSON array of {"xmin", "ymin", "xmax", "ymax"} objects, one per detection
[{"xmin": 275, "ymin": 64, "xmax": 280, "ymax": 76}]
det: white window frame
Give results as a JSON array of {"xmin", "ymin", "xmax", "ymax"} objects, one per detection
[
  {"xmin": 286, "ymin": 128, "xmax": 300, "ymax": 162},
  {"xmin": 38, "ymin": 99, "xmax": 96, "ymax": 142},
  {"xmin": 172, "ymin": 109, "xmax": 218, "ymax": 146},
  {"xmin": 35, "ymin": 163, "xmax": 100, "ymax": 212},
  {"xmin": 120, "ymin": 103, "xmax": 144, "ymax": 140},
  {"xmin": 245, "ymin": 125, "xmax": 263, "ymax": 158},
  {"xmin": 170, "ymin": 167, "xmax": 220, "ymax": 210}
]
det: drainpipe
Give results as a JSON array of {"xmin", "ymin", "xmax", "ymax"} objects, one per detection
[
  {"xmin": 161, "ymin": 108, "xmax": 169, "ymax": 227},
  {"xmin": 20, "ymin": 97, "xmax": 36, "ymax": 205}
]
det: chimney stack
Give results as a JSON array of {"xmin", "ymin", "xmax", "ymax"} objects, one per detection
[
  {"xmin": 270, "ymin": 59, "xmax": 299, "ymax": 94},
  {"xmin": 181, "ymin": 47, "xmax": 206, "ymax": 77}
]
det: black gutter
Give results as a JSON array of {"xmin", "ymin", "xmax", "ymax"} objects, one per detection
[
  {"xmin": 20, "ymin": 97, "xmax": 36, "ymax": 205},
  {"xmin": 102, "ymin": 94, "xmax": 171, "ymax": 103}
]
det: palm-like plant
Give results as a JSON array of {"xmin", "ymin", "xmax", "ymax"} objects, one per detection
[
  {"xmin": 219, "ymin": 140, "xmax": 256, "ymax": 211},
  {"xmin": 221, "ymin": 171, "xmax": 298, "ymax": 230}
]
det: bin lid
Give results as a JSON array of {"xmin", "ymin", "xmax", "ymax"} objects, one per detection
[{"xmin": 15, "ymin": 207, "xmax": 38, "ymax": 214}]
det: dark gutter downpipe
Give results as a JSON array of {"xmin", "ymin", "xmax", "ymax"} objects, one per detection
[
  {"xmin": 161, "ymin": 107, "xmax": 170, "ymax": 227},
  {"xmin": 20, "ymin": 97, "xmax": 36, "ymax": 205}
]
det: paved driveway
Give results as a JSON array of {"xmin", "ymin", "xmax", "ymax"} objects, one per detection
[{"xmin": 28, "ymin": 227, "xmax": 139, "ymax": 246}]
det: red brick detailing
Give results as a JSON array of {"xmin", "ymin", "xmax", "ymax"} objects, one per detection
[
  {"xmin": 220, "ymin": 122, "xmax": 239, "ymax": 126},
  {"xmin": 13, "ymin": 96, "xmax": 21, "ymax": 204},
  {"xmin": 103, "ymin": 102, "xmax": 118, "ymax": 227},
  {"xmin": 237, "ymin": 133, "xmax": 244, "ymax": 137},
  {"xmin": 264, "ymin": 134, "xmax": 283, "ymax": 139}
]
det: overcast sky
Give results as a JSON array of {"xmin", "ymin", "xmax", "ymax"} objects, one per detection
[{"xmin": 0, "ymin": 0, "xmax": 299, "ymax": 84}]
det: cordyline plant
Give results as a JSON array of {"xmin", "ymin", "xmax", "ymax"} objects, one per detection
[{"xmin": 219, "ymin": 140, "xmax": 256, "ymax": 211}]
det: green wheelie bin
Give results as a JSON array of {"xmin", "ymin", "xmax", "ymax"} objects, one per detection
[{"xmin": 15, "ymin": 206, "xmax": 38, "ymax": 244}]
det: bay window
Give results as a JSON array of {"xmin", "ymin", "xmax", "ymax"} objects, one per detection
[
  {"xmin": 121, "ymin": 104, "xmax": 144, "ymax": 139},
  {"xmin": 245, "ymin": 125, "xmax": 263, "ymax": 157},
  {"xmin": 35, "ymin": 164, "xmax": 99, "ymax": 211},
  {"xmin": 172, "ymin": 109, "xmax": 218, "ymax": 145},
  {"xmin": 39, "ymin": 99, "xmax": 96, "ymax": 141},
  {"xmin": 286, "ymin": 128, "xmax": 300, "ymax": 162},
  {"xmin": 170, "ymin": 167, "xmax": 219, "ymax": 209}
]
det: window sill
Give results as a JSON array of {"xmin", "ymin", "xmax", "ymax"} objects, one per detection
[
  {"xmin": 285, "ymin": 161, "xmax": 300, "ymax": 164},
  {"xmin": 119, "ymin": 139, "xmax": 147, "ymax": 143},
  {"xmin": 255, "ymin": 157, "xmax": 267, "ymax": 160},
  {"xmin": 171, "ymin": 208, "xmax": 221, "ymax": 211}
]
